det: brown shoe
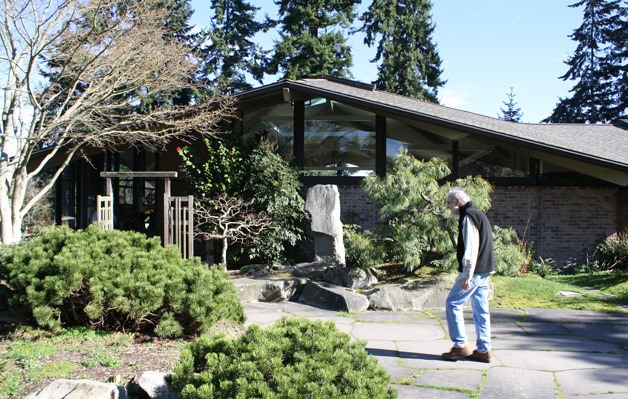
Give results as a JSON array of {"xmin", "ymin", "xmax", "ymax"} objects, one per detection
[
  {"xmin": 466, "ymin": 350, "xmax": 493, "ymax": 363},
  {"xmin": 442, "ymin": 345, "xmax": 473, "ymax": 361}
]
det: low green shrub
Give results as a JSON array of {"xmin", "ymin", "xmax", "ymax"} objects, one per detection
[
  {"xmin": 343, "ymin": 225, "xmax": 385, "ymax": 269},
  {"xmin": 492, "ymin": 226, "xmax": 532, "ymax": 276},
  {"xmin": 0, "ymin": 225, "xmax": 244, "ymax": 337},
  {"xmin": 528, "ymin": 257, "xmax": 557, "ymax": 278},
  {"xmin": 168, "ymin": 317, "xmax": 397, "ymax": 399},
  {"xmin": 595, "ymin": 229, "xmax": 628, "ymax": 271}
]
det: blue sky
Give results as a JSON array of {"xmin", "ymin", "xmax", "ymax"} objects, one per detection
[{"xmin": 189, "ymin": 1, "xmax": 583, "ymax": 123}]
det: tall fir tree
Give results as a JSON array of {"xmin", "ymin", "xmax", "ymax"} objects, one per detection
[
  {"xmin": 498, "ymin": 87, "xmax": 524, "ymax": 122},
  {"xmin": 267, "ymin": 0, "xmax": 359, "ymax": 79},
  {"xmin": 201, "ymin": 0, "xmax": 267, "ymax": 93},
  {"xmin": 360, "ymin": 0, "xmax": 445, "ymax": 102},
  {"xmin": 151, "ymin": 0, "xmax": 199, "ymax": 107},
  {"xmin": 544, "ymin": 0, "xmax": 627, "ymax": 123},
  {"xmin": 41, "ymin": 0, "xmax": 200, "ymax": 113}
]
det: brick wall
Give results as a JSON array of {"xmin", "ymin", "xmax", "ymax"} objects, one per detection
[
  {"xmin": 618, "ymin": 188, "xmax": 628, "ymax": 233},
  {"xmin": 308, "ymin": 183, "xmax": 627, "ymax": 266},
  {"xmin": 489, "ymin": 187, "xmax": 626, "ymax": 265},
  {"xmin": 336, "ymin": 185, "xmax": 378, "ymax": 229}
]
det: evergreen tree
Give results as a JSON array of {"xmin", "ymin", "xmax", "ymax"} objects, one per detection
[
  {"xmin": 162, "ymin": 0, "xmax": 196, "ymax": 43},
  {"xmin": 498, "ymin": 87, "xmax": 524, "ymax": 122},
  {"xmin": 544, "ymin": 0, "xmax": 627, "ymax": 123},
  {"xmin": 148, "ymin": 0, "xmax": 200, "ymax": 107},
  {"xmin": 201, "ymin": 0, "xmax": 267, "ymax": 93},
  {"xmin": 267, "ymin": 0, "xmax": 359, "ymax": 79},
  {"xmin": 360, "ymin": 0, "xmax": 445, "ymax": 102}
]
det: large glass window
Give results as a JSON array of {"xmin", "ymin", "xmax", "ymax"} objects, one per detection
[
  {"xmin": 303, "ymin": 99, "xmax": 375, "ymax": 177},
  {"xmin": 458, "ymin": 136, "xmax": 529, "ymax": 178},
  {"xmin": 242, "ymin": 102, "xmax": 294, "ymax": 161},
  {"xmin": 242, "ymin": 98, "xmax": 376, "ymax": 177},
  {"xmin": 386, "ymin": 119, "xmax": 453, "ymax": 170}
]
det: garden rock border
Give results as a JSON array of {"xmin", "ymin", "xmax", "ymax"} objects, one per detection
[
  {"xmin": 299, "ymin": 280, "xmax": 370, "ymax": 312},
  {"xmin": 24, "ymin": 371, "xmax": 177, "ymax": 399},
  {"xmin": 233, "ymin": 266, "xmax": 455, "ymax": 312}
]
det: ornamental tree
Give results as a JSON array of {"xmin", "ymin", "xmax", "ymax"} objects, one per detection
[
  {"xmin": 178, "ymin": 136, "xmax": 306, "ymax": 265},
  {"xmin": 0, "ymin": 0, "xmax": 232, "ymax": 244},
  {"xmin": 361, "ymin": 147, "xmax": 492, "ymax": 270},
  {"xmin": 194, "ymin": 194, "xmax": 280, "ymax": 268},
  {"xmin": 358, "ymin": 148, "xmax": 530, "ymax": 275}
]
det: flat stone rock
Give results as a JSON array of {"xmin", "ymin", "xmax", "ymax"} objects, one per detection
[
  {"xmin": 524, "ymin": 308, "xmax": 619, "ymax": 323},
  {"xmin": 516, "ymin": 320, "xmax": 571, "ymax": 335},
  {"xmin": 137, "ymin": 371, "xmax": 177, "ymax": 399},
  {"xmin": 481, "ymin": 368, "xmax": 555, "ymax": 399},
  {"xmin": 556, "ymin": 291, "xmax": 583, "ymax": 297},
  {"xmin": 491, "ymin": 334, "xmax": 624, "ymax": 353},
  {"xmin": 354, "ymin": 310, "xmax": 428, "ymax": 323},
  {"xmin": 411, "ymin": 368, "xmax": 483, "ymax": 391},
  {"xmin": 25, "ymin": 379, "xmax": 127, "ymax": 399},
  {"xmin": 563, "ymin": 395, "xmax": 627, "ymax": 399},
  {"xmin": 299, "ymin": 280, "xmax": 369, "ymax": 312},
  {"xmin": 233, "ymin": 277, "xmax": 306, "ymax": 302},
  {"xmin": 393, "ymin": 384, "xmax": 469, "ymax": 399},
  {"xmin": 556, "ymin": 368, "xmax": 628, "ymax": 397},
  {"xmin": 562, "ymin": 321, "xmax": 628, "ymax": 343},
  {"xmin": 497, "ymin": 349, "xmax": 624, "ymax": 371},
  {"xmin": 270, "ymin": 300, "xmax": 341, "ymax": 317},
  {"xmin": 366, "ymin": 274, "xmax": 455, "ymax": 311},
  {"xmin": 366, "ymin": 340, "xmax": 415, "ymax": 382},
  {"xmin": 352, "ymin": 321, "xmax": 443, "ymax": 341}
]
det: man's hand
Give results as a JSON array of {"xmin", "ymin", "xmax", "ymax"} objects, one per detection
[{"xmin": 462, "ymin": 280, "xmax": 471, "ymax": 290}]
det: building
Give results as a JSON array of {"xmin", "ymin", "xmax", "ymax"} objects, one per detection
[{"xmin": 52, "ymin": 77, "xmax": 628, "ymax": 264}]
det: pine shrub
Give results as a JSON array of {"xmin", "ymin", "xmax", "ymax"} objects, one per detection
[
  {"xmin": 168, "ymin": 317, "xmax": 397, "ymax": 399},
  {"xmin": 492, "ymin": 226, "xmax": 532, "ymax": 276},
  {"xmin": 343, "ymin": 225, "xmax": 385, "ymax": 269},
  {"xmin": 596, "ymin": 229, "xmax": 628, "ymax": 271},
  {"xmin": 0, "ymin": 225, "xmax": 244, "ymax": 337}
]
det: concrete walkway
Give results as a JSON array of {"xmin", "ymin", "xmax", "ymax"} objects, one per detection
[{"xmin": 243, "ymin": 301, "xmax": 628, "ymax": 399}]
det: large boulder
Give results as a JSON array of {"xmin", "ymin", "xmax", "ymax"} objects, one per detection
[
  {"xmin": 25, "ymin": 379, "xmax": 127, "ymax": 399},
  {"xmin": 299, "ymin": 280, "xmax": 369, "ymax": 312},
  {"xmin": 343, "ymin": 267, "xmax": 378, "ymax": 290},
  {"xmin": 233, "ymin": 277, "xmax": 307, "ymax": 302},
  {"xmin": 365, "ymin": 274, "xmax": 456, "ymax": 311},
  {"xmin": 322, "ymin": 266, "xmax": 378, "ymax": 289},
  {"xmin": 304, "ymin": 185, "xmax": 345, "ymax": 266},
  {"xmin": 137, "ymin": 371, "xmax": 177, "ymax": 399}
]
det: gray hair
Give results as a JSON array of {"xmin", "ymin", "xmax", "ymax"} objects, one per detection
[{"xmin": 448, "ymin": 188, "xmax": 471, "ymax": 205}]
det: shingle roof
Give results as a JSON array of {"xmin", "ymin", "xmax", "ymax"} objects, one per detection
[{"xmin": 241, "ymin": 77, "xmax": 627, "ymax": 172}]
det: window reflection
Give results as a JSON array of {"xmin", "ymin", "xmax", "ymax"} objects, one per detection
[
  {"xmin": 386, "ymin": 119, "xmax": 452, "ymax": 170},
  {"xmin": 242, "ymin": 98, "xmax": 376, "ymax": 176},
  {"xmin": 242, "ymin": 102, "xmax": 294, "ymax": 161},
  {"xmin": 303, "ymin": 99, "xmax": 375, "ymax": 176},
  {"xmin": 459, "ymin": 137, "xmax": 528, "ymax": 178}
]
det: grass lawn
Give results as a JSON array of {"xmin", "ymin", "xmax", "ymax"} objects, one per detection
[{"xmin": 491, "ymin": 271, "xmax": 628, "ymax": 313}]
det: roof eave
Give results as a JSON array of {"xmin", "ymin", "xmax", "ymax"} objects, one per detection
[{"xmin": 276, "ymin": 80, "xmax": 628, "ymax": 173}]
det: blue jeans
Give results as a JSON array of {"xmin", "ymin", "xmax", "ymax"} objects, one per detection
[{"xmin": 445, "ymin": 272, "xmax": 492, "ymax": 353}]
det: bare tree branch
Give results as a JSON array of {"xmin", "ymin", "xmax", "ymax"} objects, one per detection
[
  {"xmin": 0, "ymin": 0, "xmax": 234, "ymax": 243},
  {"xmin": 194, "ymin": 194, "xmax": 280, "ymax": 268}
]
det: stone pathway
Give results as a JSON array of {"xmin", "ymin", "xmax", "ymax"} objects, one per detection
[{"xmin": 244, "ymin": 302, "xmax": 628, "ymax": 399}]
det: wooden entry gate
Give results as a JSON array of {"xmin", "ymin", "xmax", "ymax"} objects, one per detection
[{"xmin": 98, "ymin": 171, "xmax": 194, "ymax": 258}]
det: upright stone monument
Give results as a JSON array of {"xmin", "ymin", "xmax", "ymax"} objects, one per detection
[{"xmin": 304, "ymin": 184, "xmax": 346, "ymax": 266}]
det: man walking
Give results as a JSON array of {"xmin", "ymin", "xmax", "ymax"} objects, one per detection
[{"xmin": 442, "ymin": 188, "xmax": 495, "ymax": 362}]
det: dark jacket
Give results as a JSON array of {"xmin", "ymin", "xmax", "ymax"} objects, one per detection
[{"xmin": 456, "ymin": 201, "xmax": 495, "ymax": 274}]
